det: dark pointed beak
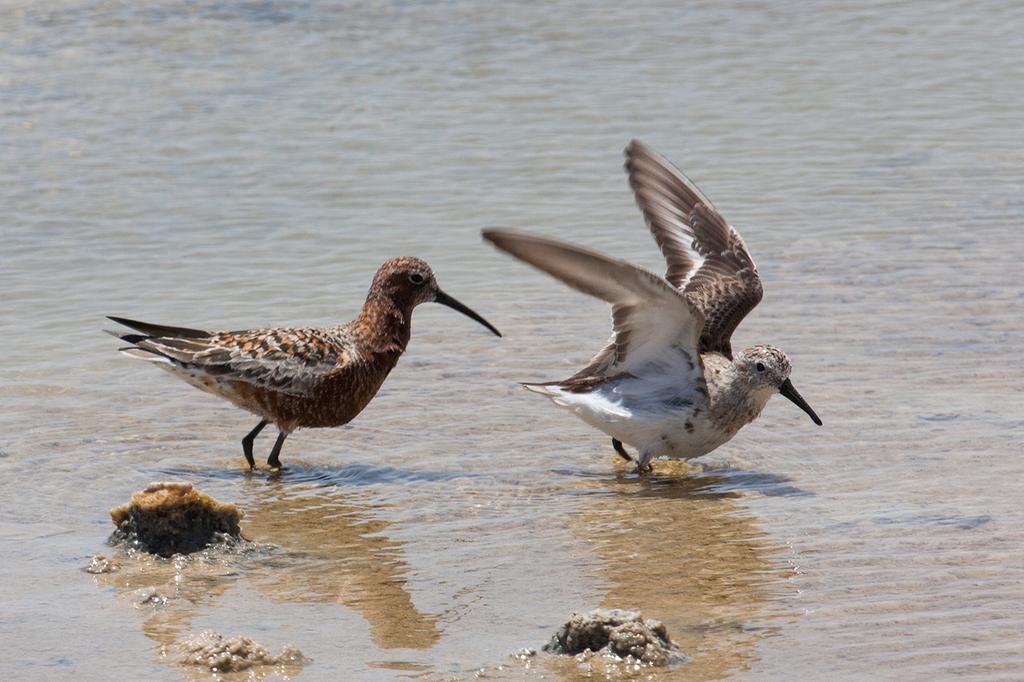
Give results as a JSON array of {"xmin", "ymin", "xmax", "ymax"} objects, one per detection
[
  {"xmin": 434, "ymin": 290, "xmax": 502, "ymax": 337},
  {"xmin": 779, "ymin": 378, "xmax": 822, "ymax": 425}
]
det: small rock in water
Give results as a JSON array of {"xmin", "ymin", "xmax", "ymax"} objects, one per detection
[
  {"xmin": 131, "ymin": 587, "xmax": 169, "ymax": 607},
  {"xmin": 174, "ymin": 630, "xmax": 305, "ymax": 673},
  {"xmin": 109, "ymin": 482, "xmax": 244, "ymax": 557},
  {"xmin": 544, "ymin": 608, "xmax": 686, "ymax": 666},
  {"xmin": 83, "ymin": 554, "xmax": 120, "ymax": 574}
]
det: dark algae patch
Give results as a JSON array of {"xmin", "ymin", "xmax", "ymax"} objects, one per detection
[
  {"xmin": 545, "ymin": 608, "xmax": 688, "ymax": 666},
  {"xmin": 108, "ymin": 482, "xmax": 244, "ymax": 557}
]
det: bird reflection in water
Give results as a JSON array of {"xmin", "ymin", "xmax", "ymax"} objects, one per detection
[
  {"xmin": 89, "ymin": 470, "xmax": 440, "ymax": 679},
  {"xmin": 547, "ymin": 461, "xmax": 798, "ymax": 680},
  {"xmin": 241, "ymin": 479, "xmax": 441, "ymax": 651}
]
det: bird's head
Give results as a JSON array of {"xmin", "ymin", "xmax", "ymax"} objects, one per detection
[
  {"xmin": 370, "ymin": 257, "xmax": 501, "ymax": 336},
  {"xmin": 737, "ymin": 345, "xmax": 821, "ymax": 425}
]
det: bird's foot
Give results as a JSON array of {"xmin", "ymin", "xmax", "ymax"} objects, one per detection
[
  {"xmin": 634, "ymin": 462, "xmax": 654, "ymax": 475},
  {"xmin": 265, "ymin": 432, "xmax": 287, "ymax": 471}
]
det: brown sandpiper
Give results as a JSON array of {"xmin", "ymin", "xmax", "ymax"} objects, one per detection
[{"xmin": 109, "ymin": 257, "xmax": 501, "ymax": 469}]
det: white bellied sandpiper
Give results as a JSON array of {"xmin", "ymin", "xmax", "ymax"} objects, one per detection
[{"xmin": 483, "ymin": 140, "xmax": 820, "ymax": 471}]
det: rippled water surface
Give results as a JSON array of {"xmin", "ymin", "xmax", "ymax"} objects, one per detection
[{"xmin": 2, "ymin": 1, "xmax": 1023, "ymax": 679}]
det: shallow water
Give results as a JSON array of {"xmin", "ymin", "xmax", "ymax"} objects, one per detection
[{"xmin": 2, "ymin": 1, "xmax": 1023, "ymax": 679}]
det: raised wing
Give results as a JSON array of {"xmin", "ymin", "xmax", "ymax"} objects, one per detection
[
  {"xmin": 625, "ymin": 140, "xmax": 763, "ymax": 359},
  {"xmin": 481, "ymin": 230, "xmax": 703, "ymax": 378},
  {"xmin": 108, "ymin": 316, "xmax": 347, "ymax": 396}
]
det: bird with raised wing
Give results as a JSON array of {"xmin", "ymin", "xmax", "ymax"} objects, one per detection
[
  {"xmin": 483, "ymin": 140, "xmax": 820, "ymax": 472},
  {"xmin": 109, "ymin": 257, "xmax": 501, "ymax": 469}
]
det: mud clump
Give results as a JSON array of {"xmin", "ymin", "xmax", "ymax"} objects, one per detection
[
  {"xmin": 174, "ymin": 630, "xmax": 305, "ymax": 673},
  {"xmin": 131, "ymin": 587, "xmax": 169, "ymax": 607},
  {"xmin": 83, "ymin": 555, "xmax": 120, "ymax": 574},
  {"xmin": 544, "ymin": 609, "xmax": 686, "ymax": 666},
  {"xmin": 109, "ymin": 482, "xmax": 244, "ymax": 557}
]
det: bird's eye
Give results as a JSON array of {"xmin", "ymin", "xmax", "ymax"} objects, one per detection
[
  {"xmin": 409, "ymin": 273, "xmax": 425, "ymax": 285},
  {"xmin": 756, "ymin": 362, "xmax": 766, "ymax": 372}
]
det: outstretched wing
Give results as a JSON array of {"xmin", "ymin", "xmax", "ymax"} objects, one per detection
[
  {"xmin": 481, "ymin": 230, "xmax": 704, "ymax": 380},
  {"xmin": 108, "ymin": 316, "xmax": 347, "ymax": 396},
  {"xmin": 625, "ymin": 140, "xmax": 763, "ymax": 359}
]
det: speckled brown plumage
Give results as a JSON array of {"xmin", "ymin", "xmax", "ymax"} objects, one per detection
[
  {"xmin": 110, "ymin": 256, "xmax": 500, "ymax": 469},
  {"xmin": 625, "ymin": 139, "xmax": 763, "ymax": 360}
]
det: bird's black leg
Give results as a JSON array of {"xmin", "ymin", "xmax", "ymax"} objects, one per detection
[
  {"xmin": 266, "ymin": 431, "xmax": 287, "ymax": 469},
  {"xmin": 612, "ymin": 438, "xmax": 632, "ymax": 461},
  {"xmin": 241, "ymin": 420, "xmax": 268, "ymax": 469}
]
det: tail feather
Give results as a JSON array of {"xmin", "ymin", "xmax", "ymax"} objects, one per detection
[
  {"xmin": 106, "ymin": 316, "xmax": 213, "ymax": 364},
  {"xmin": 117, "ymin": 347, "xmax": 174, "ymax": 364},
  {"xmin": 521, "ymin": 382, "xmax": 558, "ymax": 397},
  {"xmin": 103, "ymin": 328, "xmax": 146, "ymax": 344},
  {"xmin": 107, "ymin": 316, "xmax": 210, "ymax": 340},
  {"xmin": 523, "ymin": 380, "xmax": 631, "ymax": 418}
]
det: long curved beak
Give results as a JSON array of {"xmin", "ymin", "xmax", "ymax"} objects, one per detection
[
  {"xmin": 434, "ymin": 290, "xmax": 502, "ymax": 337},
  {"xmin": 779, "ymin": 378, "xmax": 822, "ymax": 425}
]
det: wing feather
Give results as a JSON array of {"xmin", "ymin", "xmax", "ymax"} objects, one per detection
[
  {"xmin": 625, "ymin": 140, "xmax": 763, "ymax": 358},
  {"xmin": 109, "ymin": 318, "xmax": 347, "ymax": 396},
  {"xmin": 482, "ymin": 230, "xmax": 703, "ymax": 378}
]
